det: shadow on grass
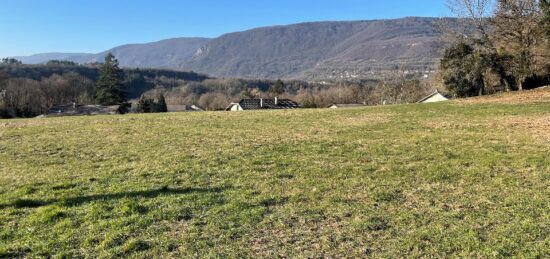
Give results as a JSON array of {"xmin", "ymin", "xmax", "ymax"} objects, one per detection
[{"xmin": 0, "ymin": 186, "xmax": 229, "ymax": 209}]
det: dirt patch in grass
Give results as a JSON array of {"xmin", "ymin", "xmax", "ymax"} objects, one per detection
[{"xmin": 456, "ymin": 86, "xmax": 550, "ymax": 105}]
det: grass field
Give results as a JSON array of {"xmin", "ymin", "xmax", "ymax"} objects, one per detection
[{"xmin": 1, "ymin": 91, "xmax": 549, "ymax": 257}]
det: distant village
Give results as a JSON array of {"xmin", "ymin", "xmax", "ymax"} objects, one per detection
[{"xmin": 44, "ymin": 90, "xmax": 449, "ymax": 117}]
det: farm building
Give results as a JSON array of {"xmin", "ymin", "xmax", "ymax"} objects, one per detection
[
  {"xmin": 328, "ymin": 104, "xmax": 366, "ymax": 109},
  {"xmin": 418, "ymin": 90, "xmax": 449, "ymax": 103},
  {"xmin": 226, "ymin": 98, "xmax": 300, "ymax": 111}
]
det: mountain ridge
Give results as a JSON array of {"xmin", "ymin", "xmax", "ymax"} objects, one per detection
[{"xmin": 12, "ymin": 17, "xmax": 454, "ymax": 80}]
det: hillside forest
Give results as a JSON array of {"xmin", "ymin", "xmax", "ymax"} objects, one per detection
[{"xmin": 0, "ymin": 57, "xmax": 432, "ymax": 118}]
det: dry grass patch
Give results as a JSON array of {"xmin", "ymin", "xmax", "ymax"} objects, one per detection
[
  {"xmin": 456, "ymin": 86, "xmax": 550, "ymax": 105},
  {"xmin": 337, "ymin": 112, "xmax": 392, "ymax": 127},
  {"xmin": 493, "ymin": 114, "xmax": 550, "ymax": 144}
]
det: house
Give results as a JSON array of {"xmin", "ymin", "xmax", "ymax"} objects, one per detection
[
  {"xmin": 225, "ymin": 97, "xmax": 300, "ymax": 111},
  {"xmin": 328, "ymin": 103, "xmax": 366, "ymax": 109},
  {"xmin": 46, "ymin": 103, "xmax": 127, "ymax": 116},
  {"xmin": 418, "ymin": 90, "xmax": 449, "ymax": 103}
]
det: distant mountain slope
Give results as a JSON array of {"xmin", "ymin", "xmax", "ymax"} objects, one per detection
[
  {"xmin": 68, "ymin": 37, "xmax": 211, "ymax": 68},
  {"xmin": 14, "ymin": 38, "xmax": 210, "ymax": 69},
  {"xmin": 14, "ymin": 17, "xmax": 454, "ymax": 80},
  {"xmin": 184, "ymin": 17, "xmax": 449, "ymax": 80},
  {"xmin": 14, "ymin": 53, "xmax": 93, "ymax": 64}
]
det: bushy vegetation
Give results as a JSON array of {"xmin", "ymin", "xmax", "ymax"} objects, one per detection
[
  {"xmin": 134, "ymin": 94, "xmax": 168, "ymax": 113},
  {"xmin": 144, "ymin": 76, "xmax": 431, "ymax": 110},
  {"xmin": 0, "ymin": 73, "xmax": 95, "ymax": 117},
  {"xmin": 0, "ymin": 57, "xmax": 208, "ymax": 118},
  {"xmin": 442, "ymin": 0, "xmax": 550, "ymax": 97},
  {"xmin": 0, "ymin": 96, "xmax": 548, "ymax": 257}
]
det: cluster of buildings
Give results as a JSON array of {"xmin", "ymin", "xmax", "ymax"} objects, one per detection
[{"xmin": 44, "ymin": 91, "xmax": 449, "ymax": 117}]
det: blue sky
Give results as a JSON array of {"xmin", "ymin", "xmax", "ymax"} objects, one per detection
[{"xmin": 0, "ymin": 0, "xmax": 452, "ymax": 57}]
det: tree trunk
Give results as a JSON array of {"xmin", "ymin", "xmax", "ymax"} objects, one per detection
[
  {"xmin": 518, "ymin": 78, "xmax": 524, "ymax": 91},
  {"xmin": 478, "ymin": 83, "xmax": 484, "ymax": 96},
  {"xmin": 503, "ymin": 78, "xmax": 511, "ymax": 92}
]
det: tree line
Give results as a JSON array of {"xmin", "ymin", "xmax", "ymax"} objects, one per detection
[
  {"xmin": 441, "ymin": 0, "xmax": 550, "ymax": 97},
  {"xmin": 143, "ymin": 75, "xmax": 432, "ymax": 110},
  {"xmin": 0, "ymin": 54, "xmax": 207, "ymax": 118},
  {"xmin": 1, "ymin": 53, "xmax": 434, "ymax": 118}
]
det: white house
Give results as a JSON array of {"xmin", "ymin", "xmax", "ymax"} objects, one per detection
[
  {"xmin": 418, "ymin": 90, "xmax": 449, "ymax": 103},
  {"xmin": 226, "ymin": 102, "xmax": 244, "ymax": 111}
]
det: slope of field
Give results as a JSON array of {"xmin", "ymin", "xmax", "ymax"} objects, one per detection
[
  {"xmin": 0, "ymin": 99, "xmax": 549, "ymax": 257},
  {"xmin": 457, "ymin": 86, "xmax": 550, "ymax": 105}
]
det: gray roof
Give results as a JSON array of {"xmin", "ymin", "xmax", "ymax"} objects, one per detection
[
  {"xmin": 235, "ymin": 98, "xmax": 300, "ymax": 110},
  {"xmin": 47, "ymin": 104, "xmax": 123, "ymax": 116},
  {"xmin": 329, "ymin": 104, "xmax": 366, "ymax": 108},
  {"xmin": 167, "ymin": 105, "xmax": 203, "ymax": 112}
]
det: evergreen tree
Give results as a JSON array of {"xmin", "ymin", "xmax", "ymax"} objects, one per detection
[
  {"xmin": 95, "ymin": 53, "xmax": 126, "ymax": 105},
  {"xmin": 269, "ymin": 79, "xmax": 285, "ymax": 95},
  {"xmin": 157, "ymin": 94, "xmax": 168, "ymax": 112}
]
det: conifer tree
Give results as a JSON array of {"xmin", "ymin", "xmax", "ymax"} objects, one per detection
[
  {"xmin": 157, "ymin": 94, "xmax": 168, "ymax": 112},
  {"xmin": 95, "ymin": 53, "xmax": 126, "ymax": 105},
  {"xmin": 269, "ymin": 79, "xmax": 285, "ymax": 95}
]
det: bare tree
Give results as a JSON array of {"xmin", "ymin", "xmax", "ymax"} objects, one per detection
[
  {"xmin": 446, "ymin": 0, "xmax": 495, "ymax": 45},
  {"xmin": 491, "ymin": 0, "xmax": 546, "ymax": 90}
]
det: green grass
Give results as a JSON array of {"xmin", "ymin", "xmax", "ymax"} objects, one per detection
[{"xmin": 0, "ymin": 102, "xmax": 549, "ymax": 257}]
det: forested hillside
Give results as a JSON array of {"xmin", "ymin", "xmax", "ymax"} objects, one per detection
[
  {"xmin": 14, "ymin": 18, "xmax": 453, "ymax": 80},
  {"xmin": 0, "ymin": 60, "xmax": 433, "ymax": 118},
  {"xmin": 0, "ymin": 62, "xmax": 208, "ymax": 117},
  {"xmin": 184, "ymin": 17, "xmax": 449, "ymax": 80},
  {"xmin": 14, "ymin": 38, "xmax": 211, "ymax": 69}
]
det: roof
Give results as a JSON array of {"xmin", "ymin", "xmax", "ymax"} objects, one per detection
[
  {"xmin": 167, "ymin": 105, "xmax": 203, "ymax": 112},
  {"xmin": 47, "ymin": 104, "xmax": 123, "ymax": 116},
  {"xmin": 235, "ymin": 98, "xmax": 300, "ymax": 110},
  {"xmin": 418, "ymin": 90, "xmax": 449, "ymax": 103},
  {"xmin": 328, "ymin": 104, "xmax": 366, "ymax": 108}
]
